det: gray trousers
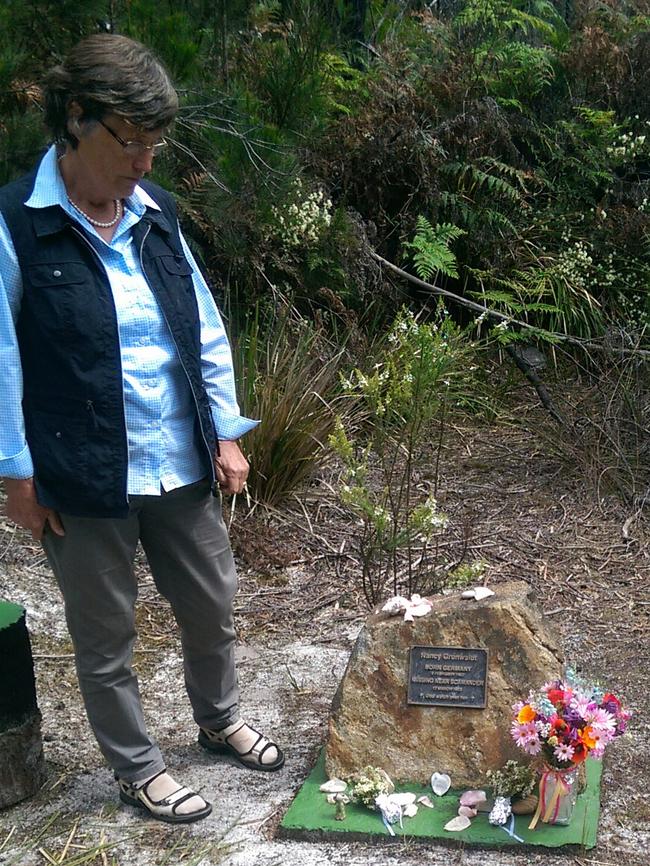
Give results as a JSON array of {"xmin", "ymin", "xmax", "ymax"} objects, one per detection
[{"xmin": 42, "ymin": 479, "xmax": 239, "ymax": 784}]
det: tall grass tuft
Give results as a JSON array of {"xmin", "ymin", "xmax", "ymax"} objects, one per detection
[{"xmin": 233, "ymin": 303, "xmax": 357, "ymax": 506}]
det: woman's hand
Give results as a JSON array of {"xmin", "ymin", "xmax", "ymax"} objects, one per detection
[
  {"xmin": 214, "ymin": 441, "xmax": 249, "ymax": 495},
  {"xmin": 3, "ymin": 477, "xmax": 65, "ymax": 541}
]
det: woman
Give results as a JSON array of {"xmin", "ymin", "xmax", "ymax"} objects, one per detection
[{"xmin": 0, "ymin": 34, "xmax": 283, "ymax": 824}]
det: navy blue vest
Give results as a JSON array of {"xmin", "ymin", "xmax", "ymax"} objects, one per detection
[{"xmin": 0, "ymin": 168, "xmax": 217, "ymax": 518}]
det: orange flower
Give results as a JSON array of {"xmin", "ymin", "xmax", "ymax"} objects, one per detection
[
  {"xmin": 517, "ymin": 704, "xmax": 536, "ymax": 723},
  {"xmin": 580, "ymin": 726, "xmax": 597, "ymax": 749}
]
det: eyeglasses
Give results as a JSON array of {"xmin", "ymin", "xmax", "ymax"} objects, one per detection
[{"xmin": 98, "ymin": 119, "xmax": 167, "ymax": 157}]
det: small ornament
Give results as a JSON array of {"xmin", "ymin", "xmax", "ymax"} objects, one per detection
[
  {"xmin": 444, "ymin": 815, "xmax": 471, "ymax": 832},
  {"xmin": 403, "ymin": 803, "xmax": 418, "ymax": 818},
  {"xmin": 430, "ymin": 772, "xmax": 452, "ymax": 796},
  {"xmin": 334, "ymin": 794, "xmax": 348, "ymax": 821},
  {"xmin": 489, "ymin": 795, "xmax": 513, "ymax": 826}
]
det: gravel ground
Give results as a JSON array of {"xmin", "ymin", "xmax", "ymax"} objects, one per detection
[{"xmin": 1, "ymin": 403, "xmax": 648, "ymax": 866}]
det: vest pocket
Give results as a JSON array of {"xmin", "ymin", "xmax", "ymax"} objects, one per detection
[
  {"xmin": 25, "ymin": 261, "xmax": 91, "ymax": 337},
  {"xmin": 156, "ymin": 255, "xmax": 194, "ymax": 278},
  {"xmin": 28, "ymin": 408, "xmax": 89, "ymax": 495}
]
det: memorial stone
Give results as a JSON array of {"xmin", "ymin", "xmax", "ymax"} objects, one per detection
[{"xmin": 325, "ymin": 581, "xmax": 563, "ymax": 788}]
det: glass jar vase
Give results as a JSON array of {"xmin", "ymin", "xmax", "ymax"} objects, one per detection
[{"xmin": 535, "ymin": 765, "xmax": 580, "ymax": 826}]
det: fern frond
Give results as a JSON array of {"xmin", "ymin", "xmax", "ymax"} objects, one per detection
[{"xmin": 403, "ymin": 217, "xmax": 466, "ymax": 281}]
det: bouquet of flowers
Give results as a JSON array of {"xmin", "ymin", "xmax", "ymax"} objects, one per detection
[{"xmin": 511, "ymin": 669, "xmax": 630, "ymax": 827}]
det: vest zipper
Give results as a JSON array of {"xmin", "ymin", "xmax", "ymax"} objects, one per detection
[
  {"xmin": 138, "ymin": 222, "xmax": 217, "ymax": 487},
  {"xmin": 69, "ymin": 224, "xmax": 130, "ymax": 507}
]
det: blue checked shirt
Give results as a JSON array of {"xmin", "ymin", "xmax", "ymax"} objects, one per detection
[{"xmin": 0, "ymin": 146, "xmax": 257, "ymax": 496}]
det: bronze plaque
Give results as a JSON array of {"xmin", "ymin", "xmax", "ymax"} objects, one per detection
[{"xmin": 407, "ymin": 645, "xmax": 488, "ymax": 708}]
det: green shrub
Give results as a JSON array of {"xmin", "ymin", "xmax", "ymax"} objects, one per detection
[{"xmin": 329, "ymin": 307, "xmax": 487, "ymax": 605}]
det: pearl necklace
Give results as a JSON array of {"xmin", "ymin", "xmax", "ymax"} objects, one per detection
[{"xmin": 68, "ymin": 196, "xmax": 122, "ymax": 228}]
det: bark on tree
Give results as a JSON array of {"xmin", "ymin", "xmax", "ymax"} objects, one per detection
[{"xmin": 0, "ymin": 601, "xmax": 46, "ymax": 808}]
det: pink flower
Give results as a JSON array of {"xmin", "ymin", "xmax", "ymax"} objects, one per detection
[
  {"xmin": 512, "ymin": 721, "xmax": 537, "ymax": 749},
  {"xmin": 584, "ymin": 707, "xmax": 616, "ymax": 734},
  {"xmin": 570, "ymin": 695, "xmax": 593, "ymax": 718},
  {"xmin": 553, "ymin": 742, "xmax": 575, "ymax": 762},
  {"xmin": 524, "ymin": 736, "xmax": 542, "ymax": 756},
  {"xmin": 512, "ymin": 720, "xmax": 543, "ymax": 755}
]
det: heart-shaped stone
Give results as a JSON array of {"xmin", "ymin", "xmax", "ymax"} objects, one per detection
[{"xmin": 430, "ymin": 772, "xmax": 452, "ymax": 796}]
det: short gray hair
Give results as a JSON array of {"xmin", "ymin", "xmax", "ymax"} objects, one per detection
[{"xmin": 43, "ymin": 34, "xmax": 178, "ymax": 146}]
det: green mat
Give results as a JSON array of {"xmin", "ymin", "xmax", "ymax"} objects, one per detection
[
  {"xmin": 0, "ymin": 599, "xmax": 24, "ymax": 630},
  {"xmin": 279, "ymin": 750, "xmax": 601, "ymax": 850}
]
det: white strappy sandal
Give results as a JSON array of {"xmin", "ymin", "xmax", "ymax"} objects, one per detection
[
  {"xmin": 198, "ymin": 719, "xmax": 285, "ymax": 772},
  {"xmin": 118, "ymin": 770, "xmax": 212, "ymax": 824}
]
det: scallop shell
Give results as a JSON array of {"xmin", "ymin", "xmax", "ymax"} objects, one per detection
[
  {"xmin": 444, "ymin": 815, "xmax": 471, "ymax": 832},
  {"xmin": 430, "ymin": 772, "xmax": 452, "ymax": 796},
  {"xmin": 417, "ymin": 795, "xmax": 435, "ymax": 808},
  {"xmin": 458, "ymin": 805, "xmax": 477, "ymax": 818},
  {"xmin": 388, "ymin": 792, "xmax": 417, "ymax": 806},
  {"xmin": 473, "ymin": 586, "xmax": 495, "ymax": 601},
  {"xmin": 320, "ymin": 778, "xmax": 347, "ymax": 794}
]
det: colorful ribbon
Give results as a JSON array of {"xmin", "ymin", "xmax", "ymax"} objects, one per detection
[
  {"xmin": 500, "ymin": 814, "xmax": 525, "ymax": 843},
  {"xmin": 529, "ymin": 766, "xmax": 574, "ymax": 830}
]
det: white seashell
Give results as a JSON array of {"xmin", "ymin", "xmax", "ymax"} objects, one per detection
[
  {"xmin": 458, "ymin": 805, "xmax": 477, "ymax": 818},
  {"xmin": 430, "ymin": 772, "xmax": 452, "ymax": 796},
  {"xmin": 461, "ymin": 589, "xmax": 476, "ymax": 599},
  {"xmin": 403, "ymin": 803, "xmax": 418, "ymax": 818},
  {"xmin": 388, "ymin": 792, "xmax": 417, "ymax": 806},
  {"xmin": 459, "ymin": 789, "xmax": 487, "ymax": 807},
  {"xmin": 320, "ymin": 779, "xmax": 347, "ymax": 793},
  {"xmin": 417, "ymin": 795, "xmax": 435, "ymax": 808},
  {"xmin": 381, "ymin": 596, "xmax": 409, "ymax": 615},
  {"xmin": 444, "ymin": 815, "xmax": 471, "ymax": 832},
  {"xmin": 407, "ymin": 602, "xmax": 432, "ymax": 618},
  {"xmin": 473, "ymin": 586, "xmax": 495, "ymax": 601}
]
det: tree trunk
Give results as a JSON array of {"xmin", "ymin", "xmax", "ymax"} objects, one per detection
[{"xmin": 0, "ymin": 600, "xmax": 46, "ymax": 809}]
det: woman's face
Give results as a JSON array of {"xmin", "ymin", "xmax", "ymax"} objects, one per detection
[{"xmin": 73, "ymin": 113, "xmax": 166, "ymax": 200}]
